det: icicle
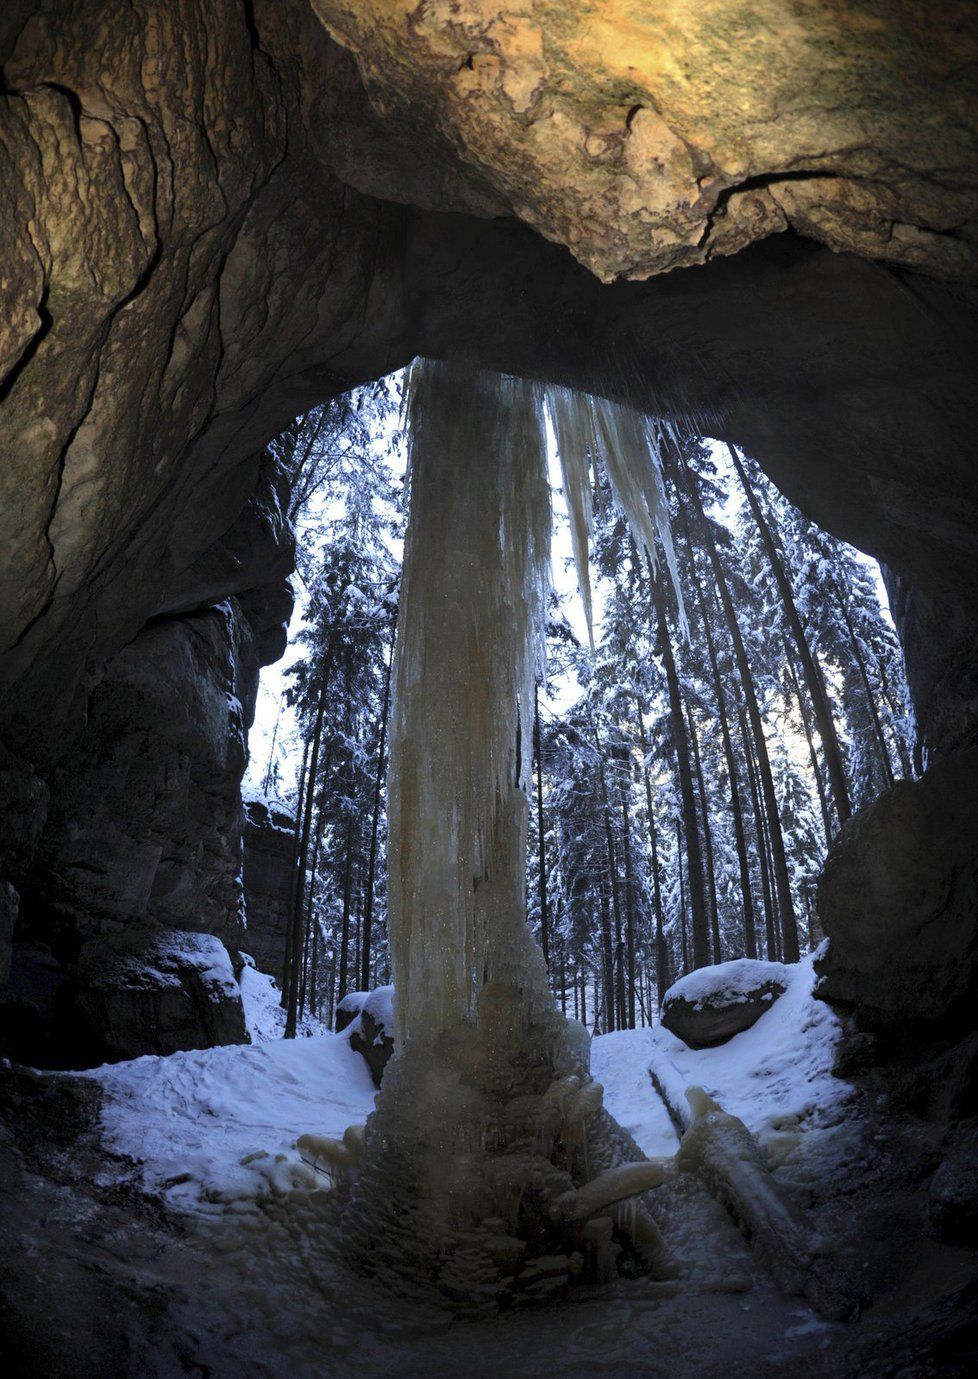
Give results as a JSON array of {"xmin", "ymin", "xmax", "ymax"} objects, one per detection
[
  {"xmin": 389, "ymin": 359, "xmax": 553, "ymax": 1048},
  {"xmin": 544, "ymin": 387, "xmax": 688, "ymax": 641},
  {"xmin": 547, "ymin": 388, "xmax": 596, "ymax": 649},
  {"xmin": 594, "ymin": 399, "xmax": 689, "ymax": 641}
]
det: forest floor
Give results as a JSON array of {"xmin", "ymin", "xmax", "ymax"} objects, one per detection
[{"xmin": 1, "ymin": 961, "xmax": 975, "ymax": 1377}]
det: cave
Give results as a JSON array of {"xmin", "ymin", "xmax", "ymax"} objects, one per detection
[{"xmin": 2, "ymin": 2, "xmax": 978, "ymax": 1376}]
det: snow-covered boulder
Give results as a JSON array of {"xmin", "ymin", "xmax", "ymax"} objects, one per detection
[
  {"xmin": 341, "ymin": 985, "xmax": 395, "ymax": 1086},
  {"xmin": 335, "ymin": 989, "xmax": 370, "ymax": 1033},
  {"xmin": 72, "ymin": 929, "xmax": 248, "ymax": 1064},
  {"xmin": 660, "ymin": 959, "xmax": 788, "ymax": 1049}
]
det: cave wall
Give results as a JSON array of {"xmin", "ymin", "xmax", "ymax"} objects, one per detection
[{"xmin": 1, "ymin": 0, "xmax": 977, "ymax": 1063}]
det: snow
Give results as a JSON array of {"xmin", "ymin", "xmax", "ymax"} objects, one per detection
[
  {"xmin": 662, "ymin": 957, "xmax": 788, "ymax": 1012},
  {"xmin": 84, "ymin": 1027, "xmax": 378, "ymax": 1215},
  {"xmin": 238, "ymin": 962, "xmax": 327, "ymax": 1043},
  {"xmin": 647, "ymin": 951, "xmax": 852, "ymax": 1142},
  {"xmin": 590, "ymin": 1027, "xmax": 680, "ymax": 1157},
  {"xmin": 78, "ymin": 954, "xmax": 846, "ymax": 1233}
]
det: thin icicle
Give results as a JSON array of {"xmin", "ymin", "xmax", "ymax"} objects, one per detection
[
  {"xmin": 544, "ymin": 387, "xmax": 688, "ymax": 641},
  {"xmin": 547, "ymin": 387, "xmax": 596, "ymax": 649},
  {"xmin": 389, "ymin": 359, "xmax": 552, "ymax": 1048}
]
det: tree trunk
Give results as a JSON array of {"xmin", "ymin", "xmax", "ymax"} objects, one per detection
[
  {"xmin": 876, "ymin": 655, "xmax": 914, "ymax": 779},
  {"xmin": 594, "ymin": 721, "xmax": 627, "ymax": 1026},
  {"xmin": 676, "ymin": 817, "xmax": 689, "ymax": 976},
  {"xmin": 599, "ymin": 888, "xmax": 615, "ymax": 1033},
  {"xmin": 739, "ymin": 700, "xmax": 778, "ymax": 963},
  {"xmin": 682, "ymin": 463, "xmax": 800, "ymax": 963},
  {"xmin": 282, "ymin": 735, "xmax": 310, "ymax": 1007},
  {"xmin": 360, "ymin": 623, "xmax": 395, "ymax": 992},
  {"xmin": 635, "ymin": 703, "xmax": 671, "ymax": 1004},
  {"xmin": 835, "ymin": 590, "xmax": 896, "ymax": 791},
  {"xmin": 648, "ymin": 567, "xmax": 711, "ymax": 969},
  {"xmin": 337, "ymin": 821, "xmax": 355, "ymax": 1006},
  {"xmin": 685, "ymin": 697, "xmax": 722, "ymax": 964},
  {"xmin": 286, "ymin": 632, "xmax": 337, "ymax": 1036},
  {"xmin": 617, "ymin": 762, "xmax": 637, "ymax": 1028},
  {"xmin": 728, "ymin": 444, "xmax": 851, "ymax": 828},
  {"xmin": 678, "ymin": 511, "xmax": 758, "ymax": 960},
  {"xmin": 783, "ymin": 651, "xmax": 833, "ymax": 850}
]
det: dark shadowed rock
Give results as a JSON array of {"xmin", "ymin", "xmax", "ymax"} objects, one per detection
[
  {"xmin": 71, "ymin": 929, "xmax": 247, "ymax": 1065},
  {"xmin": 660, "ymin": 959, "xmax": 789, "ymax": 1049},
  {"xmin": 929, "ymin": 1124, "xmax": 978, "ymax": 1245},
  {"xmin": 241, "ymin": 790, "xmax": 296, "ymax": 979},
  {"xmin": 815, "ymin": 747, "xmax": 978, "ymax": 1036},
  {"xmin": 32, "ymin": 599, "xmax": 259, "ymax": 956},
  {"xmin": 0, "ymin": 882, "xmax": 16, "ymax": 986}
]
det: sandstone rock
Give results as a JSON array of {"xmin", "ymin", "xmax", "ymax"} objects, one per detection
[
  {"xmin": 32, "ymin": 599, "xmax": 259, "ymax": 953},
  {"xmin": 312, "ymin": 0, "xmax": 978, "ymax": 284},
  {"xmin": 71, "ymin": 929, "xmax": 247, "ymax": 1064},
  {"xmin": 660, "ymin": 959, "xmax": 788, "ymax": 1049},
  {"xmin": 815, "ymin": 747, "xmax": 978, "ymax": 1035},
  {"xmin": 335, "ymin": 989, "xmax": 370, "ymax": 1034},
  {"xmin": 883, "ymin": 571, "xmax": 978, "ymax": 764},
  {"xmin": 241, "ymin": 790, "xmax": 296, "ymax": 979}
]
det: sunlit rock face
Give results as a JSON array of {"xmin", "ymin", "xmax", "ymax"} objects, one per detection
[{"xmin": 312, "ymin": 0, "xmax": 978, "ymax": 283}]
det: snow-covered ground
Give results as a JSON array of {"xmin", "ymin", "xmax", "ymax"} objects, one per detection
[{"xmin": 82, "ymin": 952, "xmax": 846, "ymax": 1224}]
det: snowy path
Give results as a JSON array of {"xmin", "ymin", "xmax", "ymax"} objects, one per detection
[{"xmin": 590, "ymin": 1026, "xmax": 680, "ymax": 1156}]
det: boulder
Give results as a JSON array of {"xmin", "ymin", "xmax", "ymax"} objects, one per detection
[
  {"xmin": 815, "ymin": 747, "xmax": 978, "ymax": 1036},
  {"xmin": 71, "ymin": 929, "xmax": 248, "ymax": 1065},
  {"xmin": 660, "ymin": 959, "xmax": 789, "ymax": 1049},
  {"xmin": 342, "ymin": 985, "xmax": 395, "ymax": 1086}
]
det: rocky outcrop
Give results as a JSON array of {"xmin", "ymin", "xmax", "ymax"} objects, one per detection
[
  {"xmin": 660, "ymin": 960, "xmax": 789, "ymax": 1049},
  {"xmin": 313, "ymin": 0, "xmax": 978, "ymax": 284},
  {"xmin": 241, "ymin": 790, "xmax": 296, "ymax": 979},
  {"xmin": 929, "ymin": 1124, "xmax": 978, "ymax": 1244},
  {"xmin": 71, "ymin": 929, "xmax": 248, "ymax": 1065},
  {"xmin": 816, "ymin": 747, "xmax": 978, "ymax": 1038},
  {"xmin": 883, "ymin": 570, "xmax": 978, "ymax": 766}
]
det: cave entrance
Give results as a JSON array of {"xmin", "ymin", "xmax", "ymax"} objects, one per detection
[{"xmin": 243, "ymin": 363, "xmax": 912, "ymax": 1051}]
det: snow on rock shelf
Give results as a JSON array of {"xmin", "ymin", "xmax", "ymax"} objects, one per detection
[
  {"xmin": 660, "ymin": 957, "xmax": 789, "ymax": 1049},
  {"xmin": 648, "ymin": 951, "xmax": 853, "ymax": 1145}
]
